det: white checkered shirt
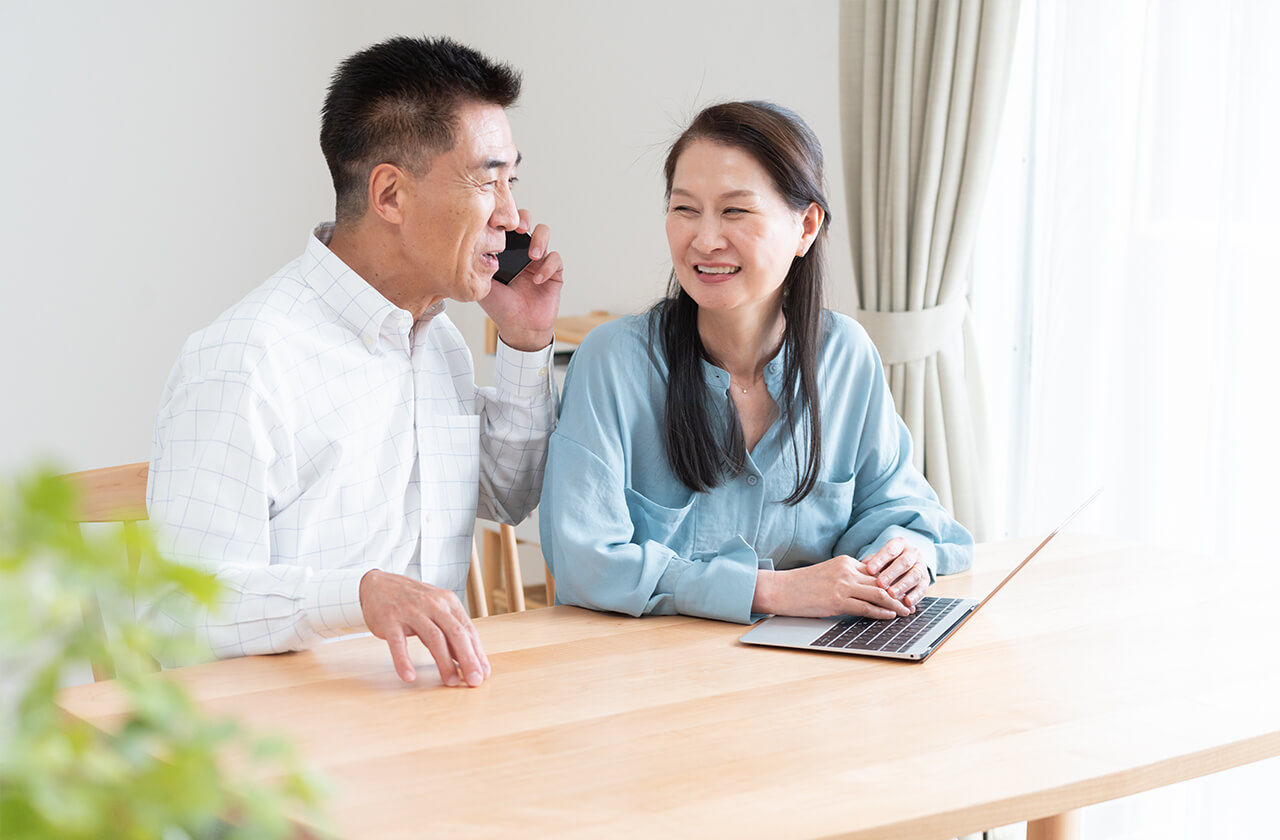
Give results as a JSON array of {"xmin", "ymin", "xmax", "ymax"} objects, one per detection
[{"xmin": 147, "ymin": 223, "xmax": 556, "ymax": 658}]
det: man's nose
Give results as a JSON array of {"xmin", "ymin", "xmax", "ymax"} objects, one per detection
[{"xmin": 493, "ymin": 181, "xmax": 520, "ymax": 230}]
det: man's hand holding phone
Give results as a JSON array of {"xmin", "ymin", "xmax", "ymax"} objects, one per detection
[
  {"xmin": 479, "ymin": 211, "xmax": 563, "ymax": 352},
  {"xmin": 493, "ymin": 230, "xmax": 532, "ymax": 284}
]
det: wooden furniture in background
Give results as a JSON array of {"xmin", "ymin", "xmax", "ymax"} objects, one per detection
[
  {"xmin": 61, "ymin": 462, "xmax": 151, "ymax": 682},
  {"xmin": 478, "ymin": 525, "xmax": 559, "ymax": 614},
  {"xmin": 64, "ymin": 462, "xmax": 150, "ymax": 524},
  {"xmin": 480, "ymin": 526, "xmax": 532, "ymax": 614},
  {"xmin": 58, "ymin": 535, "xmax": 1280, "ymax": 839}
]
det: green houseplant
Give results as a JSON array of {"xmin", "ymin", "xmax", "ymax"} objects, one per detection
[{"xmin": 0, "ymin": 468, "xmax": 328, "ymax": 839}]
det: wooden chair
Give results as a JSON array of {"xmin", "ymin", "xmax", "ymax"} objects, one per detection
[
  {"xmin": 61, "ymin": 461, "xmax": 151, "ymax": 682},
  {"xmin": 478, "ymin": 525, "xmax": 556, "ymax": 614}
]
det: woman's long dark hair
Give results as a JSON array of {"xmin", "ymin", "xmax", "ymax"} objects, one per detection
[{"xmin": 657, "ymin": 101, "xmax": 832, "ymax": 505}]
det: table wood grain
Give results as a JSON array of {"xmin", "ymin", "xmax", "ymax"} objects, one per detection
[{"xmin": 59, "ymin": 535, "xmax": 1280, "ymax": 839}]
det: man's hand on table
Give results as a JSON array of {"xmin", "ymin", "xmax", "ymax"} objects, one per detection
[{"xmin": 359, "ymin": 569, "xmax": 491, "ymax": 687}]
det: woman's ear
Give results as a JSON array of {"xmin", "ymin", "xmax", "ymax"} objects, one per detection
[
  {"xmin": 368, "ymin": 163, "xmax": 408, "ymax": 224},
  {"xmin": 795, "ymin": 202, "xmax": 825, "ymax": 257}
]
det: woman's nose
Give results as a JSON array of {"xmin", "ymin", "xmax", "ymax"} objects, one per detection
[{"xmin": 692, "ymin": 218, "xmax": 725, "ymax": 252}]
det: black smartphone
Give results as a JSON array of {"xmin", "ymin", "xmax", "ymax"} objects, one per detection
[{"xmin": 493, "ymin": 231, "xmax": 533, "ymax": 284}]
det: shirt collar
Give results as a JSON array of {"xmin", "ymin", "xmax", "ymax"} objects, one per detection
[
  {"xmin": 302, "ymin": 222, "xmax": 432, "ymax": 354},
  {"xmin": 700, "ymin": 346, "xmax": 788, "ymax": 397}
]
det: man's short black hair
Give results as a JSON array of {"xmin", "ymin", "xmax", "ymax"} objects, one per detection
[{"xmin": 320, "ymin": 36, "xmax": 522, "ymax": 224}]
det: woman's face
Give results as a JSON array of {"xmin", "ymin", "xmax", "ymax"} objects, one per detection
[{"xmin": 665, "ymin": 139, "xmax": 819, "ymax": 321}]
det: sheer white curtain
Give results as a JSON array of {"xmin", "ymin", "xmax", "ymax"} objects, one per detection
[
  {"xmin": 974, "ymin": 0, "xmax": 1280, "ymax": 836},
  {"xmin": 978, "ymin": 0, "xmax": 1280, "ymax": 553}
]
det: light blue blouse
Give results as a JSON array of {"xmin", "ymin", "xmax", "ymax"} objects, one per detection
[{"xmin": 539, "ymin": 310, "xmax": 973, "ymax": 624}]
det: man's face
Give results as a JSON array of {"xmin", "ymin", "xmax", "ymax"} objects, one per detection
[{"xmin": 401, "ymin": 102, "xmax": 520, "ymax": 302}]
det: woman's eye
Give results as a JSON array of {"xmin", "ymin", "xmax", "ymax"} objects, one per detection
[
  {"xmin": 670, "ymin": 205, "xmax": 697, "ymax": 215},
  {"xmin": 724, "ymin": 207, "xmax": 747, "ymax": 215}
]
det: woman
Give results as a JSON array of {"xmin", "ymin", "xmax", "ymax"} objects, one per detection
[{"xmin": 540, "ymin": 101, "xmax": 972, "ymax": 624}]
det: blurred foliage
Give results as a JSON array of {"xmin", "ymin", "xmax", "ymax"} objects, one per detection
[{"xmin": 0, "ymin": 468, "xmax": 329, "ymax": 839}]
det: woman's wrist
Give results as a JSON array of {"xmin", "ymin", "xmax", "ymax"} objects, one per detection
[{"xmin": 752, "ymin": 568, "xmax": 778, "ymax": 614}]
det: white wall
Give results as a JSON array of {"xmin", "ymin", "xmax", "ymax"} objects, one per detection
[{"xmin": 0, "ymin": 0, "xmax": 849, "ymax": 474}]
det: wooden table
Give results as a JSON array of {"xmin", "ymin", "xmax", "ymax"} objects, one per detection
[{"xmin": 58, "ymin": 535, "xmax": 1280, "ymax": 839}]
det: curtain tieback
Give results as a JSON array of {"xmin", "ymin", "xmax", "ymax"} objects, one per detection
[{"xmin": 855, "ymin": 298, "xmax": 967, "ymax": 365}]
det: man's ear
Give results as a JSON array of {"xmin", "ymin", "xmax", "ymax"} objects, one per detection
[{"xmin": 368, "ymin": 163, "xmax": 408, "ymax": 224}]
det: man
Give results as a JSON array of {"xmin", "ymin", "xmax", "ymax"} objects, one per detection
[{"xmin": 147, "ymin": 37, "xmax": 561, "ymax": 688}]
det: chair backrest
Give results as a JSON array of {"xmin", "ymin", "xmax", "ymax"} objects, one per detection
[
  {"xmin": 64, "ymin": 462, "xmax": 150, "ymax": 523},
  {"xmin": 61, "ymin": 462, "xmax": 150, "ymax": 681}
]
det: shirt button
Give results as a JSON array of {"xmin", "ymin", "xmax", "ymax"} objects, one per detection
[
  {"xmin": 746, "ymin": 475, "xmax": 759, "ymax": 486},
  {"xmin": 363, "ymin": 336, "xmax": 375, "ymax": 349}
]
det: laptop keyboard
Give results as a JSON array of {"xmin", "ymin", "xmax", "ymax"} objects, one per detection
[{"xmin": 811, "ymin": 597, "xmax": 966, "ymax": 653}]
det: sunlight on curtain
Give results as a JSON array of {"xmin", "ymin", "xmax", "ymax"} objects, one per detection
[
  {"xmin": 973, "ymin": 0, "xmax": 1280, "ymax": 836},
  {"xmin": 976, "ymin": 0, "xmax": 1280, "ymax": 556}
]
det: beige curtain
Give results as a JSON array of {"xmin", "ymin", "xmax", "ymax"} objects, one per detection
[{"xmin": 840, "ymin": 0, "xmax": 1020, "ymax": 541}]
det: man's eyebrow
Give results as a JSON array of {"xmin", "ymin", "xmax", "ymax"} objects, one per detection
[{"xmin": 476, "ymin": 151, "xmax": 522, "ymax": 171}]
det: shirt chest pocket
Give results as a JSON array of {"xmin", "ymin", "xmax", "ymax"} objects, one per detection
[
  {"xmin": 624, "ymin": 487, "xmax": 697, "ymax": 552},
  {"xmin": 418, "ymin": 414, "xmax": 481, "ymax": 538}
]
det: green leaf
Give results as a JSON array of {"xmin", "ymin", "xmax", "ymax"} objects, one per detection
[{"xmin": 0, "ymin": 467, "xmax": 330, "ymax": 839}]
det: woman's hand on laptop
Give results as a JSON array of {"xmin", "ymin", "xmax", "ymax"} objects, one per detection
[
  {"xmin": 752, "ymin": 556, "xmax": 913, "ymax": 619},
  {"xmin": 862, "ymin": 538, "xmax": 931, "ymax": 611}
]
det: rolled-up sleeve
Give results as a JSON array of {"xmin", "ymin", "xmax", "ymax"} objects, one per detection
[{"xmin": 476, "ymin": 336, "xmax": 557, "ymax": 525}]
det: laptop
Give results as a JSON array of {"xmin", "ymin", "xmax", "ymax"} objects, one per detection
[{"xmin": 738, "ymin": 489, "xmax": 1101, "ymax": 661}]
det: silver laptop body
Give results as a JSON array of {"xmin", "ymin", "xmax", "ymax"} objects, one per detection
[
  {"xmin": 739, "ymin": 595, "xmax": 977, "ymax": 660},
  {"xmin": 738, "ymin": 490, "xmax": 1101, "ymax": 662}
]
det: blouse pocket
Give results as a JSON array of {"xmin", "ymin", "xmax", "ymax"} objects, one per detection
[
  {"xmin": 782, "ymin": 477, "xmax": 857, "ymax": 567},
  {"xmin": 624, "ymin": 487, "xmax": 697, "ymax": 552}
]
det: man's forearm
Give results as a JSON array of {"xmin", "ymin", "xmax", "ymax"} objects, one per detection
[
  {"xmin": 476, "ymin": 338, "xmax": 557, "ymax": 523},
  {"xmin": 149, "ymin": 564, "xmax": 367, "ymax": 660}
]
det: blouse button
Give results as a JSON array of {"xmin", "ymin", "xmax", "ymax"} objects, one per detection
[{"xmin": 746, "ymin": 474, "xmax": 759, "ymax": 486}]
